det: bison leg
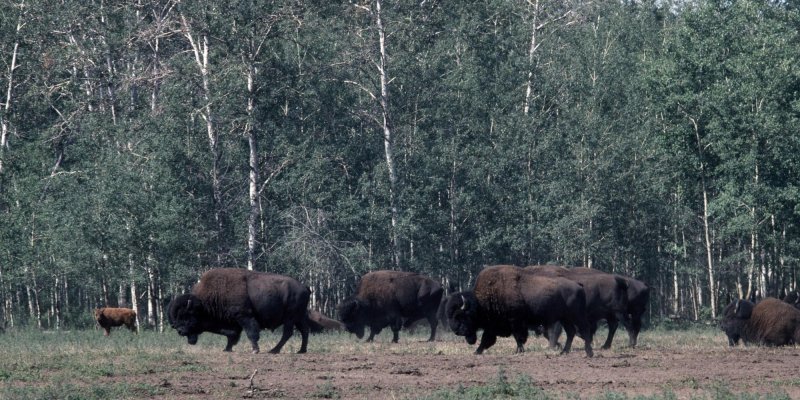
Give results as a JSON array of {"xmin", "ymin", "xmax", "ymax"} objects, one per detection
[
  {"xmin": 268, "ymin": 321, "xmax": 295, "ymax": 354},
  {"xmin": 223, "ymin": 330, "xmax": 242, "ymax": 352},
  {"xmin": 561, "ymin": 323, "xmax": 576, "ymax": 355},
  {"xmin": 512, "ymin": 328, "xmax": 528, "ymax": 354},
  {"xmin": 601, "ymin": 318, "xmax": 618, "ymax": 350},
  {"xmin": 426, "ymin": 314, "xmax": 438, "ymax": 342},
  {"xmin": 294, "ymin": 317, "xmax": 310, "ymax": 354},
  {"xmin": 366, "ymin": 326, "xmax": 381, "ymax": 342},
  {"xmin": 103, "ymin": 327, "xmax": 111, "ymax": 336},
  {"xmin": 475, "ymin": 331, "xmax": 497, "ymax": 354},
  {"xmin": 544, "ymin": 323, "xmax": 563, "ymax": 350},
  {"xmin": 238, "ymin": 318, "xmax": 262, "ymax": 354},
  {"xmin": 390, "ymin": 318, "xmax": 402, "ymax": 343}
]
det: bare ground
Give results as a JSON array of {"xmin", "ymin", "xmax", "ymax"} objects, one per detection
[{"xmin": 128, "ymin": 330, "xmax": 800, "ymax": 399}]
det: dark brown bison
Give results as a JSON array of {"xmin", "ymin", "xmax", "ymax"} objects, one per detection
[
  {"xmin": 444, "ymin": 265, "xmax": 593, "ymax": 356},
  {"xmin": 618, "ymin": 275, "xmax": 650, "ymax": 347},
  {"xmin": 721, "ymin": 297, "xmax": 800, "ymax": 346},
  {"xmin": 94, "ymin": 307, "xmax": 137, "ymax": 336},
  {"xmin": 783, "ymin": 290, "xmax": 800, "ymax": 309},
  {"xmin": 168, "ymin": 268, "xmax": 310, "ymax": 354},
  {"xmin": 555, "ymin": 267, "xmax": 649, "ymax": 347},
  {"xmin": 308, "ymin": 310, "xmax": 344, "ymax": 333},
  {"xmin": 526, "ymin": 265, "xmax": 629, "ymax": 349},
  {"xmin": 337, "ymin": 270, "xmax": 443, "ymax": 343}
]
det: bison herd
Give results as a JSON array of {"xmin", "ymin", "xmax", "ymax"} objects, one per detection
[{"xmin": 91, "ymin": 265, "xmax": 800, "ymax": 354}]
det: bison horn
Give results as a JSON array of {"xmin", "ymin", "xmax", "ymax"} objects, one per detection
[
  {"xmin": 187, "ymin": 298, "xmax": 192, "ymax": 308},
  {"xmin": 460, "ymin": 295, "xmax": 467, "ymax": 311}
]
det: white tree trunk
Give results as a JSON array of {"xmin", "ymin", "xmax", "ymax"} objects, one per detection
[
  {"xmin": 0, "ymin": 1, "xmax": 23, "ymax": 176},
  {"xmin": 181, "ymin": 15, "xmax": 224, "ymax": 266},
  {"xmin": 246, "ymin": 60, "xmax": 259, "ymax": 271},
  {"xmin": 374, "ymin": 0, "xmax": 400, "ymax": 267}
]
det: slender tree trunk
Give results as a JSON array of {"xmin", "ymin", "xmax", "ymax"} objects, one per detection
[
  {"xmin": 128, "ymin": 253, "xmax": 139, "ymax": 330},
  {"xmin": 523, "ymin": 0, "xmax": 540, "ymax": 115},
  {"xmin": 181, "ymin": 15, "xmax": 225, "ymax": 266},
  {"xmin": 246, "ymin": 57, "xmax": 259, "ymax": 271},
  {"xmin": 374, "ymin": 0, "xmax": 400, "ymax": 268},
  {"xmin": 0, "ymin": 0, "xmax": 23, "ymax": 177},
  {"xmin": 691, "ymin": 117, "xmax": 716, "ymax": 318}
]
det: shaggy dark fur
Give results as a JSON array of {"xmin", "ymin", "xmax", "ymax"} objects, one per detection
[
  {"xmin": 94, "ymin": 307, "xmax": 137, "ymax": 336},
  {"xmin": 168, "ymin": 268, "xmax": 310, "ymax": 354},
  {"xmin": 526, "ymin": 265, "xmax": 630, "ymax": 349},
  {"xmin": 337, "ymin": 270, "xmax": 443, "ymax": 343},
  {"xmin": 721, "ymin": 297, "xmax": 800, "ymax": 346},
  {"xmin": 444, "ymin": 265, "xmax": 593, "ymax": 356}
]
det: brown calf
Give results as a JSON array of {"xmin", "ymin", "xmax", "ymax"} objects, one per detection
[{"xmin": 94, "ymin": 307, "xmax": 137, "ymax": 336}]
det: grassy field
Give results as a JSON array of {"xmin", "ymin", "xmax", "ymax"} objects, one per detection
[{"xmin": 0, "ymin": 325, "xmax": 795, "ymax": 399}]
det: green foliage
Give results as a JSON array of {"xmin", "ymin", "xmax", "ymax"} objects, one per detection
[{"xmin": 0, "ymin": 0, "xmax": 799, "ymax": 328}]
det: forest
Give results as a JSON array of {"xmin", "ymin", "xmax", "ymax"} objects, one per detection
[{"xmin": 0, "ymin": 0, "xmax": 799, "ymax": 332}]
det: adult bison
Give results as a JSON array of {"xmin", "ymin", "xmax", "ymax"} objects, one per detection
[
  {"xmin": 444, "ymin": 265, "xmax": 593, "ymax": 356},
  {"xmin": 618, "ymin": 274, "xmax": 650, "ymax": 347},
  {"xmin": 94, "ymin": 307, "xmax": 137, "ymax": 336},
  {"xmin": 526, "ymin": 265, "xmax": 630, "ymax": 349},
  {"xmin": 337, "ymin": 270, "xmax": 443, "ymax": 343},
  {"xmin": 721, "ymin": 297, "xmax": 800, "ymax": 346},
  {"xmin": 168, "ymin": 268, "xmax": 310, "ymax": 354}
]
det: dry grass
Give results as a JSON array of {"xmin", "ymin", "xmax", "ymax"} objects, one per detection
[{"xmin": 0, "ymin": 324, "xmax": 794, "ymax": 399}]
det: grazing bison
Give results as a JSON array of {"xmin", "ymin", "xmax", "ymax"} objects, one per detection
[
  {"xmin": 337, "ymin": 270, "xmax": 443, "ymax": 343},
  {"xmin": 526, "ymin": 265, "xmax": 629, "ymax": 349},
  {"xmin": 444, "ymin": 265, "xmax": 593, "ymax": 356},
  {"xmin": 168, "ymin": 268, "xmax": 310, "ymax": 354},
  {"xmin": 94, "ymin": 307, "xmax": 137, "ymax": 336},
  {"xmin": 308, "ymin": 310, "xmax": 344, "ymax": 333},
  {"xmin": 721, "ymin": 297, "xmax": 800, "ymax": 346}
]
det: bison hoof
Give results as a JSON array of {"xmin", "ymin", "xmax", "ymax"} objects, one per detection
[{"xmin": 297, "ymin": 349, "xmax": 307, "ymax": 354}]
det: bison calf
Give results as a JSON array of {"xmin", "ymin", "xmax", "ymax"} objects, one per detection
[
  {"xmin": 721, "ymin": 297, "xmax": 800, "ymax": 346},
  {"xmin": 168, "ymin": 268, "xmax": 311, "ymax": 354},
  {"xmin": 94, "ymin": 307, "xmax": 137, "ymax": 336}
]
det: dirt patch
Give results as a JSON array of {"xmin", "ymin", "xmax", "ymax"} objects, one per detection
[{"xmin": 121, "ymin": 331, "xmax": 800, "ymax": 399}]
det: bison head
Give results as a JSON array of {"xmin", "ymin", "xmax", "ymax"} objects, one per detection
[
  {"xmin": 720, "ymin": 299, "xmax": 755, "ymax": 346},
  {"xmin": 444, "ymin": 292, "xmax": 479, "ymax": 345},
  {"xmin": 167, "ymin": 294, "xmax": 205, "ymax": 345},
  {"xmin": 337, "ymin": 297, "xmax": 366, "ymax": 339}
]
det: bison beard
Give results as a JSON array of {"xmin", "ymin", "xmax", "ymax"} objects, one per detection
[
  {"xmin": 337, "ymin": 270, "xmax": 443, "ymax": 343},
  {"xmin": 94, "ymin": 307, "xmax": 137, "ymax": 336},
  {"xmin": 168, "ymin": 268, "xmax": 311, "ymax": 354},
  {"xmin": 445, "ymin": 265, "xmax": 594, "ymax": 357},
  {"xmin": 721, "ymin": 297, "xmax": 800, "ymax": 347}
]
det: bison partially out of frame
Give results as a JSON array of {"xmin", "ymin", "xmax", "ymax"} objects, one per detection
[
  {"xmin": 168, "ymin": 268, "xmax": 311, "ymax": 354},
  {"xmin": 338, "ymin": 270, "xmax": 443, "ymax": 343},
  {"xmin": 721, "ymin": 297, "xmax": 800, "ymax": 347},
  {"xmin": 94, "ymin": 307, "xmax": 138, "ymax": 336},
  {"xmin": 444, "ymin": 265, "xmax": 594, "ymax": 356}
]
